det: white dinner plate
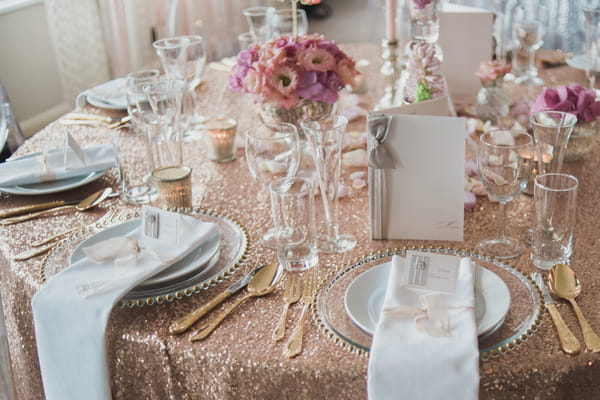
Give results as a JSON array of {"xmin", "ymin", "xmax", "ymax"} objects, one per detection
[
  {"xmin": 0, "ymin": 152, "xmax": 109, "ymax": 195},
  {"xmin": 566, "ymin": 54, "xmax": 600, "ymax": 73},
  {"xmin": 71, "ymin": 219, "xmax": 221, "ymax": 287},
  {"xmin": 85, "ymin": 78, "xmax": 128, "ymax": 110},
  {"xmin": 344, "ymin": 262, "xmax": 511, "ymax": 337}
]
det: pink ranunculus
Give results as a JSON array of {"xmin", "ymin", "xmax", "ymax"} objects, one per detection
[
  {"xmin": 267, "ymin": 63, "xmax": 299, "ymax": 96},
  {"xmin": 476, "ymin": 60, "xmax": 512, "ymax": 83},
  {"xmin": 297, "ymin": 47, "xmax": 336, "ymax": 72},
  {"xmin": 243, "ymin": 69, "xmax": 261, "ymax": 95},
  {"xmin": 336, "ymin": 57, "xmax": 358, "ymax": 86}
]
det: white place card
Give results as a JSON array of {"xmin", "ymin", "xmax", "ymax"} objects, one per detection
[
  {"xmin": 141, "ymin": 206, "xmax": 181, "ymax": 247},
  {"xmin": 401, "ymin": 251, "xmax": 460, "ymax": 293},
  {"xmin": 439, "ymin": 3, "xmax": 494, "ymax": 104},
  {"xmin": 64, "ymin": 132, "xmax": 86, "ymax": 168},
  {"xmin": 368, "ymin": 112, "xmax": 465, "ymax": 241}
]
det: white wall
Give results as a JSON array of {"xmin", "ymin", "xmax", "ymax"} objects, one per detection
[{"xmin": 0, "ymin": 1, "xmax": 70, "ymax": 138}]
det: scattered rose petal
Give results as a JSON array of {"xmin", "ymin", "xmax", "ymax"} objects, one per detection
[
  {"xmin": 464, "ymin": 190, "xmax": 476, "ymax": 212},
  {"xmin": 465, "ymin": 159, "xmax": 478, "ymax": 177},
  {"xmin": 343, "ymin": 131, "xmax": 367, "ymax": 150},
  {"xmin": 349, "ymin": 171, "xmax": 366, "ymax": 180},
  {"xmin": 352, "ymin": 178, "xmax": 366, "ymax": 189},
  {"xmin": 342, "ymin": 149, "xmax": 367, "ymax": 167},
  {"xmin": 339, "ymin": 105, "xmax": 367, "ymax": 121}
]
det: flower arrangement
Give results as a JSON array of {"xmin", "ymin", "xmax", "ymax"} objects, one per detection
[
  {"xmin": 530, "ymin": 84, "xmax": 600, "ymax": 123},
  {"xmin": 412, "ymin": 0, "xmax": 434, "ymax": 10},
  {"xmin": 476, "ymin": 61, "xmax": 512, "ymax": 86},
  {"xmin": 229, "ymin": 34, "xmax": 359, "ymax": 109}
]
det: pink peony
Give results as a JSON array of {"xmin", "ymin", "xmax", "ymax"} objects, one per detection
[
  {"xmin": 476, "ymin": 61, "xmax": 512, "ymax": 83},
  {"xmin": 530, "ymin": 84, "xmax": 600, "ymax": 123}
]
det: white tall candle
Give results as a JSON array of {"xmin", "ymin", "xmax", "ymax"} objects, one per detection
[{"xmin": 386, "ymin": 0, "xmax": 397, "ymax": 41}]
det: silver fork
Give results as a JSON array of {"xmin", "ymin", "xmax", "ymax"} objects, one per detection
[
  {"xmin": 272, "ymin": 274, "xmax": 303, "ymax": 342},
  {"xmin": 285, "ymin": 270, "xmax": 319, "ymax": 358}
]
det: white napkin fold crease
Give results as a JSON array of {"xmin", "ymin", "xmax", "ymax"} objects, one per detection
[
  {"xmin": 31, "ymin": 213, "xmax": 218, "ymax": 400},
  {"xmin": 76, "ymin": 78, "xmax": 128, "ymax": 109},
  {"xmin": 0, "ymin": 144, "xmax": 116, "ymax": 186},
  {"xmin": 367, "ymin": 255, "xmax": 479, "ymax": 400}
]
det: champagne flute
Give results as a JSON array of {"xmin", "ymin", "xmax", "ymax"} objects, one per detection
[
  {"xmin": 513, "ymin": 3, "xmax": 548, "ymax": 86},
  {"xmin": 245, "ymin": 123, "xmax": 301, "ymax": 248},
  {"xmin": 153, "ymin": 35, "xmax": 206, "ymax": 135},
  {"xmin": 476, "ymin": 130, "xmax": 534, "ymax": 258},
  {"xmin": 583, "ymin": 0, "xmax": 600, "ymax": 90}
]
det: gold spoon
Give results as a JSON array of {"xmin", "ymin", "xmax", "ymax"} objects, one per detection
[
  {"xmin": 549, "ymin": 264, "xmax": 600, "ymax": 352},
  {"xmin": 190, "ymin": 262, "xmax": 282, "ymax": 341}
]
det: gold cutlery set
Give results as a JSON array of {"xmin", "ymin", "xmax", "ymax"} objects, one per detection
[
  {"xmin": 169, "ymin": 262, "xmax": 319, "ymax": 358},
  {"xmin": 59, "ymin": 113, "xmax": 131, "ymax": 129},
  {"xmin": 532, "ymin": 265, "xmax": 600, "ymax": 354}
]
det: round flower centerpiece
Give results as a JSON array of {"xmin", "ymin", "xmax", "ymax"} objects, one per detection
[
  {"xmin": 531, "ymin": 84, "xmax": 600, "ymax": 161},
  {"xmin": 474, "ymin": 60, "xmax": 512, "ymax": 125},
  {"xmin": 229, "ymin": 34, "xmax": 359, "ymax": 128}
]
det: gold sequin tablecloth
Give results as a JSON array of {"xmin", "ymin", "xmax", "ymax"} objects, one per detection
[{"xmin": 0, "ymin": 44, "xmax": 599, "ymax": 399}]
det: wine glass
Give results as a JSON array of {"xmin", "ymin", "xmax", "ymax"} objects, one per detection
[
  {"xmin": 270, "ymin": 8, "xmax": 308, "ymax": 38},
  {"xmin": 245, "ymin": 122, "xmax": 301, "ymax": 248},
  {"xmin": 476, "ymin": 130, "xmax": 534, "ymax": 258},
  {"xmin": 583, "ymin": 0, "xmax": 600, "ymax": 90},
  {"xmin": 153, "ymin": 35, "xmax": 206, "ymax": 135},
  {"xmin": 513, "ymin": 3, "xmax": 548, "ymax": 86},
  {"xmin": 243, "ymin": 6, "xmax": 275, "ymax": 44}
]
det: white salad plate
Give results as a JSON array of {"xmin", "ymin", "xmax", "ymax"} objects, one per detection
[{"xmin": 344, "ymin": 261, "xmax": 511, "ymax": 337}]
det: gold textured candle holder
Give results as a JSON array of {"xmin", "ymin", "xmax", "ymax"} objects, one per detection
[
  {"xmin": 204, "ymin": 116, "xmax": 238, "ymax": 162},
  {"xmin": 151, "ymin": 166, "xmax": 192, "ymax": 209}
]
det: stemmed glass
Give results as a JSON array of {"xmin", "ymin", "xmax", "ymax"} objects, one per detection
[
  {"xmin": 270, "ymin": 8, "xmax": 308, "ymax": 38},
  {"xmin": 152, "ymin": 35, "xmax": 206, "ymax": 134},
  {"xmin": 476, "ymin": 130, "xmax": 534, "ymax": 259},
  {"xmin": 583, "ymin": 0, "xmax": 600, "ymax": 90},
  {"xmin": 245, "ymin": 123, "xmax": 301, "ymax": 248},
  {"xmin": 301, "ymin": 115, "xmax": 357, "ymax": 254},
  {"xmin": 513, "ymin": 3, "xmax": 548, "ymax": 86}
]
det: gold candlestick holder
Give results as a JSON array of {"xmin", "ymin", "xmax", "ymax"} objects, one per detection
[{"xmin": 377, "ymin": 39, "xmax": 401, "ymax": 110}]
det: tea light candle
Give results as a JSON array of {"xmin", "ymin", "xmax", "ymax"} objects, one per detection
[
  {"xmin": 151, "ymin": 166, "xmax": 192, "ymax": 209},
  {"xmin": 204, "ymin": 116, "xmax": 238, "ymax": 162}
]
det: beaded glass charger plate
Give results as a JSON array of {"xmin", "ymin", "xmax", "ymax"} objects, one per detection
[
  {"xmin": 314, "ymin": 247, "xmax": 543, "ymax": 360},
  {"xmin": 41, "ymin": 208, "xmax": 249, "ymax": 307}
]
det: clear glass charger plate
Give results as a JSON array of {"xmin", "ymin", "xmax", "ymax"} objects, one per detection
[
  {"xmin": 313, "ymin": 247, "xmax": 544, "ymax": 361},
  {"xmin": 40, "ymin": 208, "xmax": 249, "ymax": 308}
]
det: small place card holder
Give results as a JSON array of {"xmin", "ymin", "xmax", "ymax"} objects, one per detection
[
  {"xmin": 368, "ymin": 100, "xmax": 466, "ymax": 241},
  {"xmin": 141, "ymin": 206, "xmax": 181, "ymax": 247}
]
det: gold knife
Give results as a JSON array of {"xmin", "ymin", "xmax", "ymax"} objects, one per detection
[
  {"xmin": 531, "ymin": 272, "xmax": 581, "ymax": 355},
  {"xmin": 169, "ymin": 263, "xmax": 268, "ymax": 335}
]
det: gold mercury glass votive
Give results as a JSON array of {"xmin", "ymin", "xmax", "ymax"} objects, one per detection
[
  {"xmin": 203, "ymin": 116, "xmax": 238, "ymax": 162},
  {"xmin": 151, "ymin": 166, "xmax": 192, "ymax": 209}
]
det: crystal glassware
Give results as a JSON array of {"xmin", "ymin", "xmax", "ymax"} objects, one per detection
[
  {"xmin": 270, "ymin": 8, "xmax": 308, "ymax": 38},
  {"xmin": 245, "ymin": 122, "xmax": 301, "ymax": 248},
  {"xmin": 301, "ymin": 115, "xmax": 357, "ymax": 254},
  {"xmin": 513, "ymin": 3, "xmax": 548, "ymax": 86},
  {"xmin": 583, "ymin": 1, "xmax": 600, "ymax": 90},
  {"xmin": 529, "ymin": 111, "xmax": 578, "ymax": 177},
  {"xmin": 153, "ymin": 35, "xmax": 206, "ymax": 134},
  {"xmin": 243, "ymin": 6, "xmax": 275, "ymax": 44},
  {"xmin": 476, "ymin": 130, "xmax": 534, "ymax": 258}
]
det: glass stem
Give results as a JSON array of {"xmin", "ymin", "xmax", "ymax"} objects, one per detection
[
  {"xmin": 527, "ymin": 47, "xmax": 536, "ymax": 77},
  {"xmin": 496, "ymin": 201, "xmax": 507, "ymax": 239}
]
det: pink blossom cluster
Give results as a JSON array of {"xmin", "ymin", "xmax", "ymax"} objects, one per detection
[
  {"xmin": 412, "ymin": 0, "xmax": 434, "ymax": 10},
  {"xmin": 530, "ymin": 84, "xmax": 600, "ymax": 123},
  {"xmin": 229, "ymin": 34, "xmax": 358, "ymax": 109},
  {"xmin": 475, "ymin": 61, "xmax": 512, "ymax": 83},
  {"xmin": 403, "ymin": 43, "xmax": 446, "ymax": 102}
]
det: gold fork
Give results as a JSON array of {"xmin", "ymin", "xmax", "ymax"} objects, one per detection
[
  {"xmin": 272, "ymin": 274, "xmax": 302, "ymax": 342},
  {"xmin": 284, "ymin": 270, "xmax": 318, "ymax": 358}
]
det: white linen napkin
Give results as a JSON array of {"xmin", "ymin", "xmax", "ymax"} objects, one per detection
[
  {"xmin": 367, "ymin": 255, "xmax": 479, "ymax": 400},
  {"xmin": 31, "ymin": 212, "xmax": 218, "ymax": 400},
  {"xmin": 76, "ymin": 78, "xmax": 128, "ymax": 109},
  {"xmin": 0, "ymin": 143, "xmax": 116, "ymax": 186}
]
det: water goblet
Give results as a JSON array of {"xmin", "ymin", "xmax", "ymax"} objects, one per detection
[
  {"xmin": 270, "ymin": 8, "xmax": 308, "ymax": 38},
  {"xmin": 245, "ymin": 123, "xmax": 301, "ymax": 248},
  {"xmin": 476, "ymin": 130, "xmax": 534, "ymax": 259},
  {"xmin": 153, "ymin": 35, "xmax": 206, "ymax": 134},
  {"xmin": 243, "ymin": 6, "xmax": 275, "ymax": 44},
  {"xmin": 583, "ymin": 0, "xmax": 600, "ymax": 90},
  {"xmin": 301, "ymin": 115, "xmax": 357, "ymax": 254},
  {"xmin": 513, "ymin": 3, "xmax": 548, "ymax": 86}
]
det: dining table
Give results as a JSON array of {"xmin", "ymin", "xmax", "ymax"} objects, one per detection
[{"xmin": 0, "ymin": 43, "xmax": 599, "ymax": 399}]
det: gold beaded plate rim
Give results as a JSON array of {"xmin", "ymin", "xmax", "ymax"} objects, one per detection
[
  {"xmin": 311, "ymin": 246, "xmax": 544, "ymax": 361},
  {"xmin": 39, "ymin": 207, "xmax": 250, "ymax": 308}
]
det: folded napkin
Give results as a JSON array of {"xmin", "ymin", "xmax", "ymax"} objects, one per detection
[
  {"xmin": 0, "ymin": 143, "xmax": 116, "ymax": 186},
  {"xmin": 367, "ymin": 254, "xmax": 479, "ymax": 400},
  {"xmin": 76, "ymin": 78, "xmax": 128, "ymax": 109},
  {"xmin": 31, "ymin": 211, "xmax": 218, "ymax": 400}
]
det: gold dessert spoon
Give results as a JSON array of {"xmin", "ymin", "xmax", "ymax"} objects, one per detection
[{"xmin": 549, "ymin": 264, "xmax": 600, "ymax": 352}]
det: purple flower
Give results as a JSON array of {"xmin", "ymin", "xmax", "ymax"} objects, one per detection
[
  {"xmin": 531, "ymin": 84, "xmax": 600, "ymax": 123},
  {"xmin": 413, "ymin": 0, "xmax": 433, "ymax": 10}
]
